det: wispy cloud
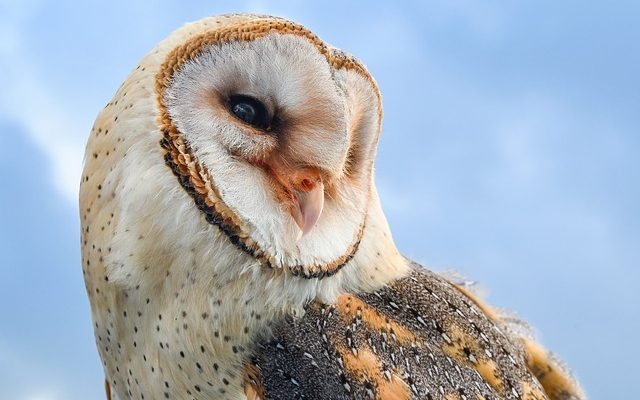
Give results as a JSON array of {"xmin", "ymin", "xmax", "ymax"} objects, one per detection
[
  {"xmin": 0, "ymin": 339, "xmax": 66, "ymax": 400},
  {"xmin": 0, "ymin": 1, "xmax": 85, "ymax": 204},
  {"xmin": 24, "ymin": 393, "xmax": 62, "ymax": 400}
]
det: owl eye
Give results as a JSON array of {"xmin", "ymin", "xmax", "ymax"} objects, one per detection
[{"xmin": 228, "ymin": 95, "xmax": 270, "ymax": 130}]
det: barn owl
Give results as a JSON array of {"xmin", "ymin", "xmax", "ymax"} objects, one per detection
[{"xmin": 80, "ymin": 14, "xmax": 585, "ymax": 400}]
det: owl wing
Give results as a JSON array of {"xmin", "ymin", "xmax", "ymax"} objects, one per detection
[{"xmin": 247, "ymin": 262, "xmax": 584, "ymax": 400}]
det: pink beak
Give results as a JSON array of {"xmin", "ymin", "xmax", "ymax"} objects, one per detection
[
  {"xmin": 290, "ymin": 179, "xmax": 324, "ymax": 237},
  {"xmin": 263, "ymin": 160, "xmax": 325, "ymax": 239}
]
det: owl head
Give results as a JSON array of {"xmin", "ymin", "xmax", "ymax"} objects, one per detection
[{"xmin": 84, "ymin": 14, "xmax": 398, "ymax": 284}]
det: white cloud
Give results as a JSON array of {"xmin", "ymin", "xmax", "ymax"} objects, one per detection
[
  {"xmin": 0, "ymin": 339, "xmax": 67, "ymax": 400},
  {"xmin": 0, "ymin": 0, "xmax": 84, "ymax": 204},
  {"xmin": 25, "ymin": 393, "xmax": 61, "ymax": 400}
]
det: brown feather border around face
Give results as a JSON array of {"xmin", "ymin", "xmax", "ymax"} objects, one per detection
[{"xmin": 156, "ymin": 16, "xmax": 377, "ymax": 279}]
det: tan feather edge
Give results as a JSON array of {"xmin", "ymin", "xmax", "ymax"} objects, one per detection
[
  {"xmin": 105, "ymin": 379, "xmax": 111, "ymax": 400},
  {"xmin": 453, "ymin": 284, "xmax": 586, "ymax": 400}
]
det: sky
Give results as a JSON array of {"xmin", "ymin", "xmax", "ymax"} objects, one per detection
[{"xmin": 0, "ymin": 0, "xmax": 638, "ymax": 398}]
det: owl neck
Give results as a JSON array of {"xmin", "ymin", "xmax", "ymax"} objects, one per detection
[
  {"xmin": 148, "ymin": 186, "xmax": 408, "ymax": 392},
  {"xmin": 332, "ymin": 187, "xmax": 410, "ymax": 297},
  {"xmin": 100, "ymin": 180, "xmax": 407, "ymax": 398}
]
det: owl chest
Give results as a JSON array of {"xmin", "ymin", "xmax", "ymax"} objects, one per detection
[{"xmin": 92, "ymin": 288, "xmax": 264, "ymax": 400}]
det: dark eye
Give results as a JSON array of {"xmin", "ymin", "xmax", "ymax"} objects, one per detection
[{"xmin": 228, "ymin": 95, "xmax": 271, "ymax": 130}]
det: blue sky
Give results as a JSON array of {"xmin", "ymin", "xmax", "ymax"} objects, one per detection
[{"xmin": 0, "ymin": 1, "xmax": 638, "ymax": 398}]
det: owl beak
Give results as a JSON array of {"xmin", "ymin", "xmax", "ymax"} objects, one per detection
[
  {"xmin": 290, "ymin": 177, "xmax": 324, "ymax": 238},
  {"xmin": 264, "ymin": 160, "xmax": 325, "ymax": 238}
]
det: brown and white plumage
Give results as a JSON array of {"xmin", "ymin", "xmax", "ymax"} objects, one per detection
[{"xmin": 80, "ymin": 14, "xmax": 584, "ymax": 400}]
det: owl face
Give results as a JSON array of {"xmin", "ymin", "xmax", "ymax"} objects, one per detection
[{"xmin": 157, "ymin": 16, "xmax": 382, "ymax": 277}]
